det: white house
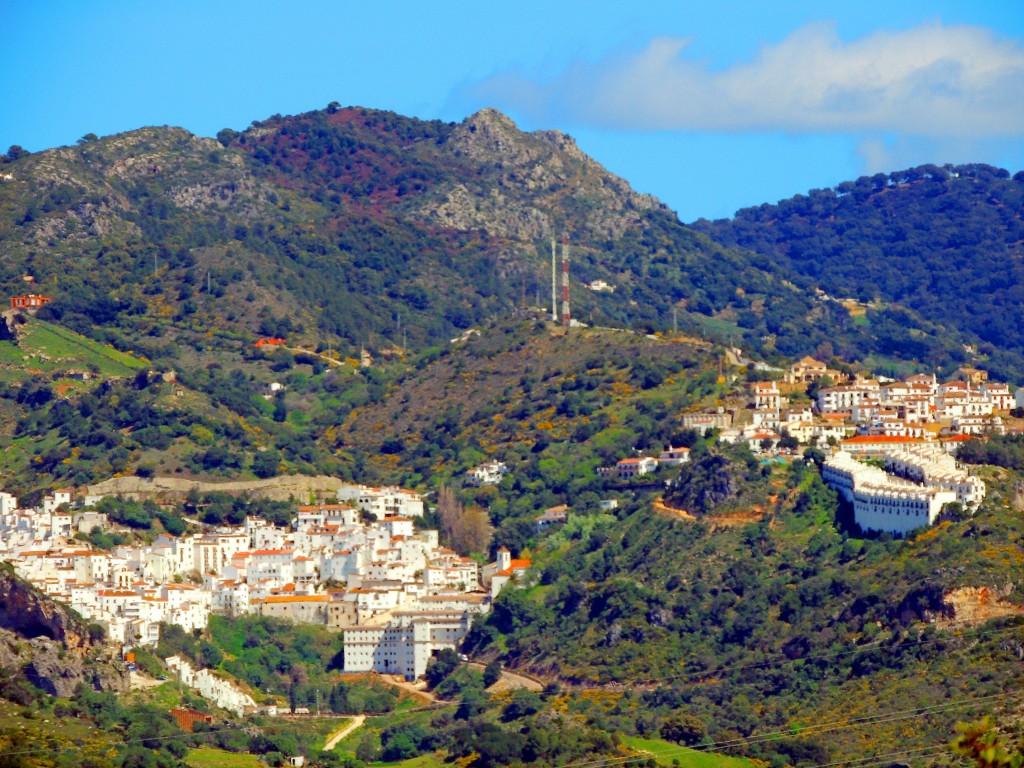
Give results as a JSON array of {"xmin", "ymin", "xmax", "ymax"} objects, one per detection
[{"xmin": 615, "ymin": 457, "xmax": 659, "ymax": 478}]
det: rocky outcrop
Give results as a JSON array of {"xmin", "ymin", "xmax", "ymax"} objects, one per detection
[
  {"xmin": 0, "ymin": 309, "xmax": 26, "ymax": 342},
  {"xmin": 0, "ymin": 569, "xmax": 128, "ymax": 696},
  {"xmin": 0, "ymin": 568, "xmax": 92, "ymax": 652},
  {"xmin": 0, "ymin": 632, "xmax": 127, "ymax": 697},
  {"xmin": 412, "ymin": 108, "xmax": 665, "ymax": 243}
]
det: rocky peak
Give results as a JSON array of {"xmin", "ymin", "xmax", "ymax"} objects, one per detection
[{"xmin": 448, "ymin": 108, "xmax": 538, "ymax": 165}]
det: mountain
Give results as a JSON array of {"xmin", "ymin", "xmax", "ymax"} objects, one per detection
[
  {"xmin": 691, "ymin": 164, "xmax": 1024, "ymax": 380},
  {"xmin": 1, "ymin": 104, "xmax": 889, "ymax": 369},
  {"xmin": 3, "ymin": 107, "xmax": 1024, "ymax": 768}
]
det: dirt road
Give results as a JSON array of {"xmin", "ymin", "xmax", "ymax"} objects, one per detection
[
  {"xmin": 378, "ymin": 674, "xmax": 436, "ymax": 704},
  {"xmin": 322, "ymin": 715, "xmax": 366, "ymax": 751},
  {"xmin": 128, "ymin": 671, "xmax": 166, "ymax": 690},
  {"xmin": 467, "ymin": 662, "xmax": 544, "ymax": 692}
]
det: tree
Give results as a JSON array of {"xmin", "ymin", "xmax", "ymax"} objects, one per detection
[
  {"xmin": 483, "ymin": 660, "xmax": 502, "ymax": 687},
  {"xmin": 660, "ymin": 713, "xmax": 707, "ymax": 746},
  {"xmin": 778, "ymin": 431, "xmax": 800, "ymax": 451},
  {"xmin": 199, "ymin": 641, "xmax": 223, "ymax": 669},
  {"xmin": 4, "ymin": 145, "xmax": 29, "ymax": 161},
  {"xmin": 77, "ymin": 133, "xmax": 99, "ymax": 144},
  {"xmin": 253, "ymin": 450, "xmax": 281, "ymax": 479},
  {"xmin": 355, "ymin": 734, "xmax": 377, "ymax": 763},
  {"xmin": 273, "ymin": 392, "xmax": 287, "ymax": 423},
  {"xmin": 437, "ymin": 487, "xmax": 493, "ymax": 555},
  {"xmin": 425, "ymin": 648, "xmax": 460, "ymax": 688},
  {"xmin": 952, "ymin": 718, "xmax": 1023, "ymax": 768}
]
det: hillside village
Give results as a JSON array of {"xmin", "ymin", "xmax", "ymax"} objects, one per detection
[
  {"xmin": 0, "ymin": 482, "xmax": 532, "ymax": 705},
  {"xmin": 0, "ymin": 350, "xmax": 1017, "ymax": 716},
  {"xmin": 590, "ymin": 355, "xmax": 1012, "ymax": 537}
]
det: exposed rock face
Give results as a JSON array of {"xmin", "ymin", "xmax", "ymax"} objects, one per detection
[
  {"xmin": 412, "ymin": 108, "xmax": 665, "ymax": 243},
  {"xmin": 0, "ymin": 568, "xmax": 90, "ymax": 652},
  {"xmin": 0, "ymin": 309, "xmax": 26, "ymax": 342},
  {"xmin": 0, "ymin": 568, "xmax": 128, "ymax": 695},
  {"xmin": 0, "ymin": 632, "xmax": 128, "ymax": 697}
]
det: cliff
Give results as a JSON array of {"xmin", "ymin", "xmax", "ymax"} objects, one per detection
[{"xmin": 0, "ymin": 566, "xmax": 127, "ymax": 696}]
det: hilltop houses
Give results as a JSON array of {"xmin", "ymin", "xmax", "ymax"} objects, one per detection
[{"xmin": 465, "ymin": 461, "xmax": 510, "ymax": 487}]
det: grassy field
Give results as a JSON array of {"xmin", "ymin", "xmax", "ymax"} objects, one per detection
[
  {"xmin": 620, "ymin": 736, "xmax": 756, "ymax": 768},
  {"xmin": 185, "ymin": 748, "xmax": 262, "ymax": 768},
  {"xmin": 0, "ymin": 317, "xmax": 145, "ymax": 385}
]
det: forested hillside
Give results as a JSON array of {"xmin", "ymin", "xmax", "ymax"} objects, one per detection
[
  {"xmin": 0, "ymin": 106, "xmax": 991, "ymax": 381},
  {"xmin": 692, "ymin": 164, "xmax": 1024, "ymax": 379},
  {"xmin": 464, "ymin": 448, "xmax": 1024, "ymax": 763}
]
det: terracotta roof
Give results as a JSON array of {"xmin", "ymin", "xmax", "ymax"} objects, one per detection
[
  {"xmin": 842, "ymin": 435, "xmax": 924, "ymax": 443},
  {"xmin": 496, "ymin": 558, "xmax": 531, "ymax": 576},
  {"xmin": 254, "ymin": 595, "xmax": 329, "ymax": 603}
]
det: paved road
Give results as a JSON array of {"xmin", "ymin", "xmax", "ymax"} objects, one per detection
[{"xmin": 322, "ymin": 715, "xmax": 366, "ymax": 751}]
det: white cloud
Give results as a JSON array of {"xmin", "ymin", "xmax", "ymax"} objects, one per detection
[{"xmin": 465, "ymin": 22, "xmax": 1024, "ymax": 138}]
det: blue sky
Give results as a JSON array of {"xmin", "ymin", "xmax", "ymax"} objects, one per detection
[{"xmin": 3, "ymin": 1, "xmax": 1022, "ymax": 220}]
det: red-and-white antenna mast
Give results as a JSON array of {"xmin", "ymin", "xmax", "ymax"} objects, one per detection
[{"xmin": 560, "ymin": 235, "xmax": 570, "ymax": 329}]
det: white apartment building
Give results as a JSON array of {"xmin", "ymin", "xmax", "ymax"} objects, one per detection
[
  {"xmin": 818, "ymin": 381, "xmax": 880, "ymax": 413},
  {"xmin": 823, "ymin": 451, "xmax": 958, "ymax": 536},
  {"xmin": 337, "ymin": 485, "xmax": 425, "ymax": 519},
  {"xmin": 343, "ymin": 608, "xmax": 480, "ymax": 680},
  {"xmin": 883, "ymin": 446, "xmax": 986, "ymax": 506}
]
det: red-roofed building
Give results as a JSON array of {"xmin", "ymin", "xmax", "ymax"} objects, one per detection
[{"xmin": 10, "ymin": 294, "xmax": 51, "ymax": 310}]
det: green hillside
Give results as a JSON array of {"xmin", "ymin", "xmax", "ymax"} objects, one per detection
[
  {"xmin": 0, "ymin": 105, "xmax": 987, "ymax": 382},
  {"xmin": 463, "ymin": 453, "xmax": 1024, "ymax": 763},
  {"xmin": 692, "ymin": 164, "xmax": 1024, "ymax": 380}
]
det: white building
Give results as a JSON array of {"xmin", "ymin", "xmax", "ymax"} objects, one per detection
[
  {"xmin": 464, "ymin": 461, "xmax": 510, "ymax": 487},
  {"xmin": 342, "ymin": 608, "xmax": 481, "ymax": 680},
  {"xmin": 822, "ymin": 451, "xmax": 958, "ymax": 536},
  {"xmin": 337, "ymin": 485, "xmax": 425, "ymax": 519},
  {"xmin": 615, "ymin": 457, "xmax": 659, "ymax": 478},
  {"xmin": 658, "ymin": 446, "xmax": 691, "ymax": 466}
]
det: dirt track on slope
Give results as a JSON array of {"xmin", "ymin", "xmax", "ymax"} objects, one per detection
[
  {"xmin": 323, "ymin": 715, "xmax": 366, "ymax": 750},
  {"xmin": 652, "ymin": 498, "xmax": 766, "ymax": 529}
]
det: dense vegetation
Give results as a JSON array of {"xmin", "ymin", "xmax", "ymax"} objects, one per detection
[
  {"xmin": 3, "ymin": 107, "xmax": 1024, "ymax": 768},
  {"xmin": 0, "ymin": 106, "xmax": 1004, "ymax": 390},
  {"xmin": 463, "ymin": 458, "xmax": 1024, "ymax": 763},
  {"xmin": 692, "ymin": 164, "xmax": 1024, "ymax": 380}
]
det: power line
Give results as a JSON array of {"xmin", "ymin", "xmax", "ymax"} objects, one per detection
[
  {"xmin": 576, "ymin": 620, "xmax": 1024, "ymax": 692},
  {"xmin": 563, "ymin": 691, "xmax": 1017, "ymax": 768}
]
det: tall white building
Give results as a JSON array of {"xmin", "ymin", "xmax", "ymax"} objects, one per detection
[{"xmin": 822, "ymin": 451, "xmax": 959, "ymax": 536}]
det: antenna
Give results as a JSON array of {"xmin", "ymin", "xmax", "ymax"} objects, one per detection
[
  {"xmin": 561, "ymin": 235, "xmax": 570, "ymax": 329},
  {"xmin": 550, "ymin": 236, "xmax": 557, "ymax": 322}
]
